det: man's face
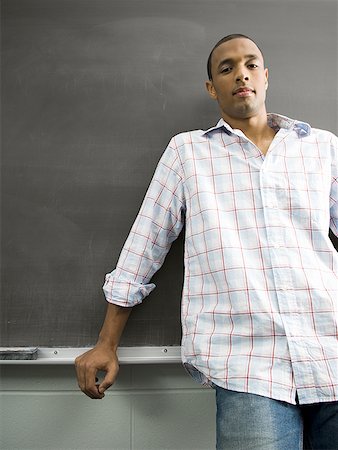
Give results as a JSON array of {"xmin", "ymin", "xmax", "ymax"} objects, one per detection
[{"xmin": 206, "ymin": 38, "xmax": 269, "ymax": 122}]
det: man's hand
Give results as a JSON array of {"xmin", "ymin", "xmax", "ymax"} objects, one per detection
[
  {"xmin": 75, "ymin": 344, "xmax": 119, "ymax": 399},
  {"xmin": 75, "ymin": 303, "xmax": 132, "ymax": 398}
]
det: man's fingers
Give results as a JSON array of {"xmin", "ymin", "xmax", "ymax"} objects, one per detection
[
  {"xmin": 98, "ymin": 363, "xmax": 119, "ymax": 394},
  {"xmin": 75, "ymin": 356, "xmax": 87, "ymax": 393},
  {"xmin": 75, "ymin": 347, "xmax": 119, "ymax": 399},
  {"xmin": 83, "ymin": 365, "xmax": 104, "ymax": 399},
  {"xmin": 75, "ymin": 356, "xmax": 103, "ymax": 399}
]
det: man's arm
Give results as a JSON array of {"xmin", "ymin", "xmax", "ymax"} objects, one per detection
[
  {"xmin": 75, "ymin": 303, "xmax": 132, "ymax": 399},
  {"xmin": 75, "ymin": 142, "xmax": 185, "ymax": 399}
]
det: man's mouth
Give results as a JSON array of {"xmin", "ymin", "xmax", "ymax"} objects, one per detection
[{"xmin": 233, "ymin": 87, "xmax": 255, "ymax": 97}]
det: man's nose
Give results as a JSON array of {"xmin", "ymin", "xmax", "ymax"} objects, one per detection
[
  {"xmin": 236, "ymin": 73, "xmax": 249, "ymax": 82},
  {"xmin": 235, "ymin": 68, "xmax": 249, "ymax": 82}
]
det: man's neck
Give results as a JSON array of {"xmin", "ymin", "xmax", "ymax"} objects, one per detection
[
  {"xmin": 222, "ymin": 113, "xmax": 269, "ymax": 136},
  {"xmin": 222, "ymin": 113, "xmax": 277, "ymax": 155}
]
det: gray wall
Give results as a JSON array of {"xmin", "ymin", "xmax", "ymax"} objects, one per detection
[{"xmin": 0, "ymin": 364, "xmax": 216, "ymax": 450}]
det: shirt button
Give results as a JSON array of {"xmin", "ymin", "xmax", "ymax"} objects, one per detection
[{"xmin": 280, "ymin": 285, "xmax": 289, "ymax": 291}]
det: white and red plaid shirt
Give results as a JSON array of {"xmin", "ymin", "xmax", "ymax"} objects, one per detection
[{"xmin": 103, "ymin": 113, "xmax": 338, "ymax": 405}]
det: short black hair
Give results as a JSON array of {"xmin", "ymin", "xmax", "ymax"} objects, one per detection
[{"xmin": 207, "ymin": 34, "xmax": 263, "ymax": 80}]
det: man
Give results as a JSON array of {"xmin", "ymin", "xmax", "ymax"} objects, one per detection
[{"xmin": 75, "ymin": 34, "xmax": 338, "ymax": 449}]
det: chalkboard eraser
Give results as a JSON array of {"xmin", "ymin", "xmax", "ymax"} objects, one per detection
[{"xmin": 0, "ymin": 347, "xmax": 38, "ymax": 360}]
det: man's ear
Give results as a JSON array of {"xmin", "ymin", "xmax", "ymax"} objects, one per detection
[
  {"xmin": 206, "ymin": 80, "xmax": 217, "ymax": 100},
  {"xmin": 264, "ymin": 68, "xmax": 269, "ymax": 90}
]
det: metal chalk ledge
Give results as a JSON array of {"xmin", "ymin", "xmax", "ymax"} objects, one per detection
[{"xmin": 0, "ymin": 346, "xmax": 182, "ymax": 364}]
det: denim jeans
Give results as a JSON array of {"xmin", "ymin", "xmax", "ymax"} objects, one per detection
[{"xmin": 213, "ymin": 385, "xmax": 338, "ymax": 450}]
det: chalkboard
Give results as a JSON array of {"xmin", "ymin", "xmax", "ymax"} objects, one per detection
[{"xmin": 1, "ymin": 0, "xmax": 337, "ymax": 347}]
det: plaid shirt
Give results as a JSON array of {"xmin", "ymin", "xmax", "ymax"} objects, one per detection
[{"xmin": 103, "ymin": 113, "xmax": 338, "ymax": 405}]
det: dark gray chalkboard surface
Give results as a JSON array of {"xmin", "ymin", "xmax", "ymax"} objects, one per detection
[{"xmin": 1, "ymin": 0, "xmax": 337, "ymax": 347}]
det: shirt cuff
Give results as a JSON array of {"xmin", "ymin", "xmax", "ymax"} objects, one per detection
[{"xmin": 102, "ymin": 270, "xmax": 156, "ymax": 307}]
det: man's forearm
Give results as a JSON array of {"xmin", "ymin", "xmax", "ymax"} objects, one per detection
[{"xmin": 97, "ymin": 303, "xmax": 133, "ymax": 351}]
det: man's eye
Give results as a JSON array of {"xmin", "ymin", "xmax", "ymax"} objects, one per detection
[
  {"xmin": 248, "ymin": 64, "xmax": 258, "ymax": 69},
  {"xmin": 220, "ymin": 67, "xmax": 231, "ymax": 73}
]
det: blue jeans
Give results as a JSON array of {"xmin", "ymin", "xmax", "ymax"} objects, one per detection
[{"xmin": 214, "ymin": 385, "xmax": 338, "ymax": 450}]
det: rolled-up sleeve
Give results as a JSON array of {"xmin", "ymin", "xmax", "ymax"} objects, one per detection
[{"xmin": 103, "ymin": 141, "xmax": 185, "ymax": 307}]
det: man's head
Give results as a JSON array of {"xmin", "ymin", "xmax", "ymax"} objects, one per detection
[
  {"xmin": 206, "ymin": 34, "xmax": 269, "ymax": 123},
  {"xmin": 207, "ymin": 34, "xmax": 264, "ymax": 81}
]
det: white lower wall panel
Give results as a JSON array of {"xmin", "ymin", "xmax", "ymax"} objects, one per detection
[
  {"xmin": 0, "ymin": 364, "xmax": 216, "ymax": 450},
  {"xmin": 0, "ymin": 393, "xmax": 132, "ymax": 450},
  {"xmin": 132, "ymin": 391, "xmax": 215, "ymax": 450}
]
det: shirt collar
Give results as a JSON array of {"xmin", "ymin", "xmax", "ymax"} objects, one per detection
[{"xmin": 202, "ymin": 113, "xmax": 311, "ymax": 138}]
